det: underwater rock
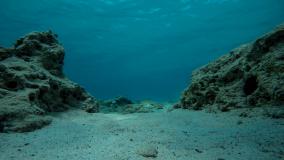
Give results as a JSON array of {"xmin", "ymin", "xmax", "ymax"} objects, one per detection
[
  {"xmin": 4, "ymin": 115, "xmax": 52, "ymax": 133},
  {"xmin": 0, "ymin": 31, "xmax": 99, "ymax": 132},
  {"xmin": 0, "ymin": 48, "xmax": 13, "ymax": 61},
  {"xmin": 136, "ymin": 145, "xmax": 158, "ymax": 158},
  {"xmin": 109, "ymin": 96, "xmax": 133, "ymax": 106},
  {"xmin": 125, "ymin": 101, "xmax": 163, "ymax": 113},
  {"xmin": 100, "ymin": 98, "xmax": 163, "ymax": 114},
  {"xmin": 180, "ymin": 24, "xmax": 284, "ymax": 111}
]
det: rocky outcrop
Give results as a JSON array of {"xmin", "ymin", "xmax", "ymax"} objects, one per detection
[
  {"xmin": 180, "ymin": 24, "xmax": 284, "ymax": 111},
  {"xmin": 0, "ymin": 31, "xmax": 99, "ymax": 132}
]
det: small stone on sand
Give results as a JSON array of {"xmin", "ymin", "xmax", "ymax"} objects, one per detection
[{"xmin": 137, "ymin": 145, "xmax": 158, "ymax": 158}]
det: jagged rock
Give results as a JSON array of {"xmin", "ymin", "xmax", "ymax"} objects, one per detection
[
  {"xmin": 0, "ymin": 31, "xmax": 99, "ymax": 132},
  {"xmin": 14, "ymin": 31, "xmax": 64, "ymax": 76},
  {"xmin": 180, "ymin": 24, "xmax": 284, "ymax": 111}
]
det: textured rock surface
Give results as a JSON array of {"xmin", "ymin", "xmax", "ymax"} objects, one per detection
[
  {"xmin": 181, "ymin": 24, "xmax": 284, "ymax": 111},
  {"xmin": 0, "ymin": 31, "xmax": 99, "ymax": 132}
]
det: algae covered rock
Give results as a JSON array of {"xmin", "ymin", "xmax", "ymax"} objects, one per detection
[
  {"xmin": 0, "ymin": 31, "xmax": 99, "ymax": 132},
  {"xmin": 180, "ymin": 24, "xmax": 284, "ymax": 110}
]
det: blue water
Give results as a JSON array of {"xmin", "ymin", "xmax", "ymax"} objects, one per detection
[{"xmin": 0, "ymin": 0, "xmax": 284, "ymax": 101}]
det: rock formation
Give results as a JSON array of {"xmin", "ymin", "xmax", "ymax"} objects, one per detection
[
  {"xmin": 0, "ymin": 31, "xmax": 99, "ymax": 132},
  {"xmin": 180, "ymin": 24, "xmax": 284, "ymax": 111}
]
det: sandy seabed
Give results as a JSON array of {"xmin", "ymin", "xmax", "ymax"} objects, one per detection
[{"xmin": 0, "ymin": 109, "xmax": 283, "ymax": 160}]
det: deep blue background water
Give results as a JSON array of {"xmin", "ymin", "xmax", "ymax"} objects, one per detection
[{"xmin": 0, "ymin": 0, "xmax": 284, "ymax": 101}]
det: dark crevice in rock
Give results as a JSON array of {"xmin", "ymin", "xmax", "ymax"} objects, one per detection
[
  {"xmin": 5, "ymin": 81, "xmax": 20, "ymax": 90},
  {"xmin": 28, "ymin": 92, "xmax": 36, "ymax": 102},
  {"xmin": 243, "ymin": 76, "xmax": 258, "ymax": 96},
  {"xmin": 0, "ymin": 121, "xmax": 4, "ymax": 132}
]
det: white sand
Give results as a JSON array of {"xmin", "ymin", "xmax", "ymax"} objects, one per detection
[{"xmin": 0, "ymin": 109, "xmax": 283, "ymax": 160}]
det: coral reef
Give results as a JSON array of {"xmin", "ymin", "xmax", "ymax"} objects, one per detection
[
  {"xmin": 0, "ymin": 31, "xmax": 99, "ymax": 132},
  {"xmin": 180, "ymin": 24, "xmax": 284, "ymax": 111}
]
